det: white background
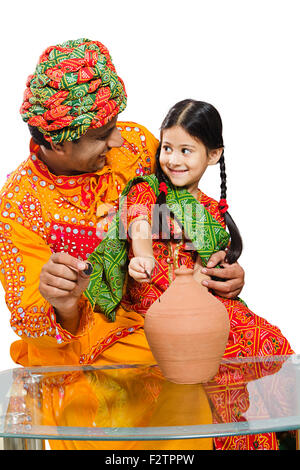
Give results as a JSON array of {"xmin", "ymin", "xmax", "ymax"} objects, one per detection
[{"xmin": 0, "ymin": 0, "xmax": 299, "ymax": 372}]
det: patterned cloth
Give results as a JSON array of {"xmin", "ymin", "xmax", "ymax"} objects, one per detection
[
  {"xmin": 85, "ymin": 175, "xmax": 229, "ymax": 320},
  {"xmin": 119, "ymin": 181, "xmax": 294, "ymax": 450},
  {"xmin": 203, "ymin": 358, "xmax": 288, "ymax": 450},
  {"xmin": 20, "ymin": 39, "xmax": 127, "ymax": 143},
  {"xmin": 0, "ymin": 122, "xmax": 158, "ymax": 365}
]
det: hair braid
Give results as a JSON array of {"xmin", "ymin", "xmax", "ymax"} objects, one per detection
[
  {"xmin": 219, "ymin": 151, "xmax": 227, "ymax": 200},
  {"xmin": 152, "ymin": 144, "xmax": 174, "ymax": 237},
  {"xmin": 219, "ymin": 152, "xmax": 243, "ymax": 264}
]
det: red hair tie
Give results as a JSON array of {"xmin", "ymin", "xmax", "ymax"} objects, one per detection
[
  {"xmin": 159, "ymin": 182, "xmax": 168, "ymax": 195},
  {"xmin": 219, "ymin": 198, "xmax": 229, "ymax": 214}
]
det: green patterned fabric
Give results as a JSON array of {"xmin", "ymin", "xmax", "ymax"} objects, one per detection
[
  {"xmin": 20, "ymin": 38, "xmax": 127, "ymax": 144},
  {"xmin": 85, "ymin": 175, "xmax": 230, "ymax": 321}
]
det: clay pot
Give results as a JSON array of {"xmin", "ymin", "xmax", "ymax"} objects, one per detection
[{"xmin": 144, "ymin": 265, "xmax": 230, "ymax": 384}]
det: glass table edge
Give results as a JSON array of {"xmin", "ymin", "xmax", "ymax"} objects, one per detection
[
  {"xmin": 1, "ymin": 416, "xmax": 300, "ymax": 441},
  {"xmin": 1, "ymin": 354, "xmax": 300, "ymax": 441},
  {"xmin": 1, "ymin": 354, "xmax": 299, "ymax": 375}
]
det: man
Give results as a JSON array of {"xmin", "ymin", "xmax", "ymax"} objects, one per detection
[{"xmin": 0, "ymin": 38, "xmax": 244, "ymax": 368}]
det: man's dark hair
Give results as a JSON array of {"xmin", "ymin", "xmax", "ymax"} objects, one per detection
[{"xmin": 28, "ymin": 125, "xmax": 80, "ymax": 149}]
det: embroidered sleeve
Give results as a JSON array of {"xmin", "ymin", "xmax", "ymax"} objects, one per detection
[
  {"xmin": 0, "ymin": 194, "xmax": 93, "ymax": 349},
  {"xmin": 121, "ymin": 182, "xmax": 157, "ymax": 239}
]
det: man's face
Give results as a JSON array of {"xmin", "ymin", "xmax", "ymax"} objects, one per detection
[{"xmin": 43, "ymin": 117, "xmax": 123, "ymax": 176}]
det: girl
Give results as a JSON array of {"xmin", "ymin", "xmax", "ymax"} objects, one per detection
[{"xmin": 86, "ymin": 99, "xmax": 294, "ymax": 450}]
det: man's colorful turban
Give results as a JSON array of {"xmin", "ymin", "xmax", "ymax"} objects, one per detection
[{"xmin": 20, "ymin": 38, "xmax": 127, "ymax": 143}]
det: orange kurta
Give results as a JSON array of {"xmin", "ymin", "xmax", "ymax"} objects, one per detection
[
  {"xmin": 0, "ymin": 132, "xmax": 214, "ymax": 450},
  {"xmin": 0, "ymin": 122, "xmax": 158, "ymax": 367}
]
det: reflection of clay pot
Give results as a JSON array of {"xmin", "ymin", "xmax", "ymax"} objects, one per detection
[{"xmin": 144, "ymin": 265, "xmax": 230, "ymax": 384}]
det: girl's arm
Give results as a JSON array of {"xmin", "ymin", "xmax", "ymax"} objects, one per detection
[
  {"xmin": 124, "ymin": 181, "xmax": 157, "ymax": 282},
  {"xmin": 128, "ymin": 219, "xmax": 155, "ymax": 282}
]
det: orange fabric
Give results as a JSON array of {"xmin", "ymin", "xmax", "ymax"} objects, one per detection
[
  {"xmin": 0, "ymin": 127, "xmax": 214, "ymax": 451},
  {"xmin": 9, "ymin": 331, "xmax": 212, "ymax": 451},
  {"xmin": 40, "ymin": 362, "xmax": 213, "ymax": 450},
  {"xmin": 0, "ymin": 122, "xmax": 158, "ymax": 367}
]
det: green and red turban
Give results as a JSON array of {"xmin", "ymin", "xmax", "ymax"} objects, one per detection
[{"xmin": 20, "ymin": 38, "xmax": 127, "ymax": 144}]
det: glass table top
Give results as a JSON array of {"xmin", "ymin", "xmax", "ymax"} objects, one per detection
[{"xmin": 0, "ymin": 355, "xmax": 299, "ymax": 441}]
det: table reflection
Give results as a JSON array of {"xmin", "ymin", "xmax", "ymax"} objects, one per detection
[{"xmin": 3, "ymin": 356, "xmax": 298, "ymax": 450}]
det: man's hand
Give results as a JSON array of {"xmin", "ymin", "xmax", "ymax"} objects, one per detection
[
  {"xmin": 200, "ymin": 250, "xmax": 245, "ymax": 299},
  {"xmin": 39, "ymin": 253, "xmax": 91, "ymax": 333}
]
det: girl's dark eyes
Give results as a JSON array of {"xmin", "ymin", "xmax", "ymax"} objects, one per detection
[{"xmin": 162, "ymin": 145, "xmax": 191, "ymax": 154}]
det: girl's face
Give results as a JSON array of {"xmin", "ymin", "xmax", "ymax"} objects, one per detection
[{"xmin": 160, "ymin": 126, "xmax": 222, "ymax": 196}]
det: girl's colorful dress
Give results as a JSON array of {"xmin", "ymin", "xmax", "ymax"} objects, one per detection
[
  {"xmin": 122, "ymin": 181, "xmax": 293, "ymax": 358},
  {"xmin": 86, "ymin": 176, "xmax": 294, "ymax": 450}
]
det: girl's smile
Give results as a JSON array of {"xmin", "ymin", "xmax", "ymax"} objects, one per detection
[{"xmin": 167, "ymin": 168, "xmax": 188, "ymax": 174}]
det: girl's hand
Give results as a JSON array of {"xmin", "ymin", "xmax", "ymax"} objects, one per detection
[
  {"xmin": 200, "ymin": 250, "xmax": 245, "ymax": 298},
  {"xmin": 128, "ymin": 256, "xmax": 155, "ymax": 282}
]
